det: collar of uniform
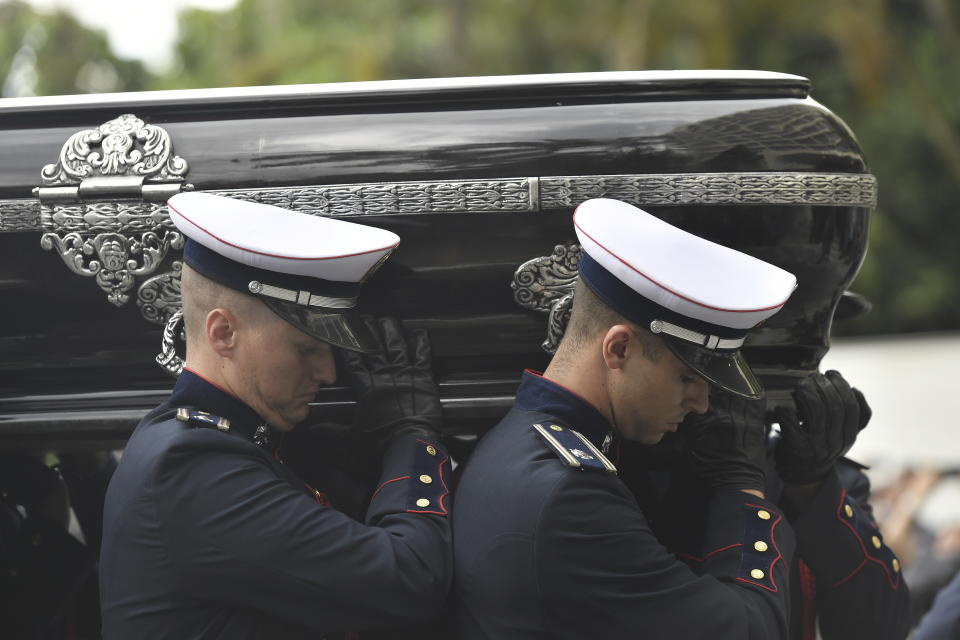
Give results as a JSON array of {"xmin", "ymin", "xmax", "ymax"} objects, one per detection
[
  {"xmin": 515, "ymin": 369, "xmax": 613, "ymax": 450},
  {"xmin": 169, "ymin": 369, "xmax": 273, "ymax": 446}
]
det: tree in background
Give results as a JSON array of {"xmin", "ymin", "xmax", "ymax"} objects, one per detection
[
  {"xmin": 0, "ymin": 1, "xmax": 148, "ymax": 97},
  {"xmin": 1, "ymin": 0, "xmax": 958, "ymax": 336}
]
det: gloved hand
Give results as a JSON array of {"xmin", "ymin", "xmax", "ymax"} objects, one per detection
[
  {"xmin": 774, "ymin": 370, "xmax": 870, "ymax": 485},
  {"xmin": 681, "ymin": 392, "xmax": 768, "ymax": 494},
  {"xmin": 338, "ymin": 316, "xmax": 442, "ymax": 451}
]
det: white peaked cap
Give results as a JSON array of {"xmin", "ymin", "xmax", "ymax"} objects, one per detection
[
  {"xmin": 167, "ymin": 191, "xmax": 400, "ymax": 353},
  {"xmin": 572, "ymin": 199, "xmax": 798, "ymax": 399},
  {"xmin": 574, "ymin": 199, "xmax": 796, "ymax": 330},
  {"xmin": 168, "ymin": 192, "xmax": 399, "ymax": 283}
]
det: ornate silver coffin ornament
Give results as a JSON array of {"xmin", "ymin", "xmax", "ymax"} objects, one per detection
[
  {"xmin": 156, "ymin": 307, "xmax": 186, "ymax": 378},
  {"xmin": 36, "ymin": 114, "xmax": 191, "ymax": 307},
  {"xmin": 512, "ymin": 244, "xmax": 582, "ymax": 353},
  {"xmin": 137, "ymin": 260, "xmax": 183, "ymax": 327}
]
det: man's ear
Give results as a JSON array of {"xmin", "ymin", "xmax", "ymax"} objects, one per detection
[
  {"xmin": 601, "ymin": 324, "xmax": 633, "ymax": 371},
  {"xmin": 206, "ymin": 307, "xmax": 239, "ymax": 358}
]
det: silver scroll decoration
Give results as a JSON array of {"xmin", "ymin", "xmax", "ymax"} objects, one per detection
[
  {"xmin": 37, "ymin": 114, "xmax": 189, "ymax": 308},
  {"xmin": 512, "ymin": 244, "xmax": 582, "ymax": 353},
  {"xmin": 137, "ymin": 261, "xmax": 182, "ymax": 326},
  {"xmin": 39, "ymin": 113, "xmax": 187, "ymax": 185},
  {"xmin": 156, "ymin": 308, "xmax": 186, "ymax": 378},
  {"xmin": 39, "ymin": 230, "xmax": 183, "ymax": 307},
  {"xmin": 2, "ymin": 172, "xmax": 879, "ymax": 234}
]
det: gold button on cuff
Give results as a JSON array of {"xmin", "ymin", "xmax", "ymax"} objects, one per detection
[
  {"xmin": 550, "ymin": 425, "xmax": 563, "ymax": 431},
  {"xmin": 426, "ymin": 445, "xmax": 437, "ymax": 456},
  {"xmin": 416, "ymin": 498, "xmax": 430, "ymax": 508},
  {"xmin": 871, "ymin": 535, "xmax": 882, "ymax": 549},
  {"xmin": 754, "ymin": 541, "xmax": 768, "ymax": 552},
  {"xmin": 892, "ymin": 558, "xmax": 901, "ymax": 572},
  {"xmin": 844, "ymin": 504, "xmax": 854, "ymax": 518},
  {"xmin": 419, "ymin": 474, "xmax": 433, "ymax": 484},
  {"xmin": 750, "ymin": 569, "xmax": 765, "ymax": 580},
  {"xmin": 757, "ymin": 510, "xmax": 771, "ymax": 521}
]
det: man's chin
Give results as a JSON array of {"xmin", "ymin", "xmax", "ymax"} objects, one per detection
[
  {"xmin": 622, "ymin": 430, "xmax": 665, "ymax": 445},
  {"xmin": 270, "ymin": 408, "xmax": 310, "ymax": 432}
]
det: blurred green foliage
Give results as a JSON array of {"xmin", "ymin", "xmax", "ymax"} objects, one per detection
[
  {"xmin": 0, "ymin": 1, "xmax": 147, "ymax": 95},
  {"xmin": 2, "ymin": 0, "xmax": 958, "ymax": 335}
]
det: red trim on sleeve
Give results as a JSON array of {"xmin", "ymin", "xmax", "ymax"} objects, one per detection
[
  {"xmin": 371, "ymin": 475, "xmax": 410, "ymax": 500},
  {"xmin": 735, "ymin": 508, "xmax": 785, "ymax": 593},
  {"xmin": 677, "ymin": 543, "xmax": 742, "ymax": 563},
  {"xmin": 832, "ymin": 558, "xmax": 867, "ymax": 588},
  {"xmin": 831, "ymin": 490, "xmax": 901, "ymax": 590},
  {"xmin": 408, "ymin": 443, "xmax": 450, "ymax": 516}
]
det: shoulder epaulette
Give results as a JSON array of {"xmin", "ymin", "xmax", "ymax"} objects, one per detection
[
  {"xmin": 176, "ymin": 407, "xmax": 231, "ymax": 431},
  {"xmin": 532, "ymin": 422, "xmax": 617, "ymax": 474}
]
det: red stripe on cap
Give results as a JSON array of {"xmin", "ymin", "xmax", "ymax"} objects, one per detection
[
  {"xmin": 169, "ymin": 201, "xmax": 400, "ymax": 261},
  {"xmin": 572, "ymin": 209, "xmax": 790, "ymax": 314}
]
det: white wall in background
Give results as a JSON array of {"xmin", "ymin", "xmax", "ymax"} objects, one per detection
[{"xmin": 821, "ymin": 332, "xmax": 960, "ymax": 469}]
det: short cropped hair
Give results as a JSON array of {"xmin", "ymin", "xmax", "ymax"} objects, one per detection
[
  {"xmin": 180, "ymin": 264, "xmax": 272, "ymax": 347},
  {"xmin": 560, "ymin": 279, "xmax": 664, "ymax": 362}
]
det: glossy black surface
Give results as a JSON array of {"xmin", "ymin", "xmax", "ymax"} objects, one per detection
[{"xmin": 0, "ymin": 74, "xmax": 870, "ymax": 449}]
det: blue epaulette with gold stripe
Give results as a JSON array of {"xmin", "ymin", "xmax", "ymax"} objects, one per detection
[
  {"xmin": 532, "ymin": 422, "xmax": 617, "ymax": 474},
  {"xmin": 176, "ymin": 407, "xmax": 231, "ymax": 431}
]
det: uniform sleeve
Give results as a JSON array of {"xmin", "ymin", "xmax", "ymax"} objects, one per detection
[
  {"xmin": 535, "ymin": 472, "xmax": 796, "ymax": 639},
  {"xmin": 152, "ymin": 432, "xmax": 451, "ymax": 634},
  {"xmin": 790, "ymin": 463, "xmax": 910, "ymax": 640}
]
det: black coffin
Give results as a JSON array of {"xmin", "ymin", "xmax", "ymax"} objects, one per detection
[{"xmin": 0, "ymin": 71, "xmax": 874, "ymax": 450}]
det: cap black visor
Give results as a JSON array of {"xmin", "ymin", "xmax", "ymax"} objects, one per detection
[
  {"xmin": 261, "ymin": 299, "xmax": 378, "ymax": 353},
  {"xmin": 662, "ymin": 338, "xmax": 764, "ymax": 400}
]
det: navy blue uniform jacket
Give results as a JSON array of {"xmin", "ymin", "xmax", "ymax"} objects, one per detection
[
  {"xmin": 453, "ymin": 371, "xmax": 798, "ymax": 639},
  {"xmin": 620, "ymin": 450, "xmax": 909, "ymax": 639},
  {"xmin": 100, "ymin": 370, "xmax": 452, "ymax": 639}
]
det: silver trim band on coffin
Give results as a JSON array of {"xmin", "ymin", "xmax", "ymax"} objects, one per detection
[
  {"xmin": 1, "ymin": 172, "xmax": 878, "ymax": 234},
  {"xmin": 247, "ymin": 280, "xmax": 357, "ymax": 309},
  {"xmin": 649, "ymin": 319, "xmax": 746, "ymax": 350}
]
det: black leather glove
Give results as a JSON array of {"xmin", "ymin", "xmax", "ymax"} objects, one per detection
[
  {"xmin": 338, "ymin": 316, "xmax": 442, "ymax": 451},
  {"xmin": 774, "ymin": 370, "xmax": 870, "ymax": 485},
  {"xmin": 681, "ymin": 392, "xmax": 768, "ymax": 493}
]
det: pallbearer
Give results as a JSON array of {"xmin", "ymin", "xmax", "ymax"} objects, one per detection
[
  {"xmin": 453, "ymin": 198, "xmax": 800, "ymax": 638},
  {"xmin": 101, "ymin": 192, "xmax": 451, "ymax": 639}
]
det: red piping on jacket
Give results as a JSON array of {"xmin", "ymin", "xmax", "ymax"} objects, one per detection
[
  {"xmin": 735, "ymin": 504, "xmax": 785, "ymax": 593},
  {"xmin": 831, "ymin": 490, "xmax": 900, "ymax": 590}
]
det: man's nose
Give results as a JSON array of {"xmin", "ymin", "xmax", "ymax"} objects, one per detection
[
  {"xmin": 685, "ymin": 376, "xmax": 710, "ymax": 415},
  {"xmin": 313, "ymin": 351, "xmax": 337, "ymax": 385}
]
